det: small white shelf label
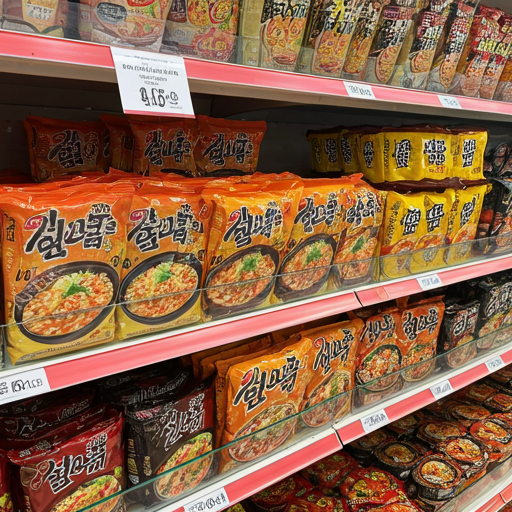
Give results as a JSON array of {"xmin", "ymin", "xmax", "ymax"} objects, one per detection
[
  {"xmin": 438, "ymin": 95, "xmax": 462, "ymax": 109},
  {"xmin": 361, "ymin": 409, "xmax": 389, "ymax": 433},
  {"xmin": 417, "ymin": 274, "xmax": 442, "ymax": 291},
  {"xmin": 0, "ymin": 368, "xmax": 50, "ymax": 404},
  {"xmin": 345, "ymin": 82, "xmax": 376, "ymax": 100},
  {"xmin": 111, "ymin": 47, "xmax": 194, "ymax": 117},
  {"xmin": 431, "ymin": 380, "xmax": 454, "ymax": 400},
  {"xmin": 184, "ymin": 488, "xmax": 229, "ymax": 512},
  {"xmin": 486, "ymin": 356, "xmax": 505, "ymax": 373}
]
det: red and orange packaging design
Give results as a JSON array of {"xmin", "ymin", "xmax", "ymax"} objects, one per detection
[
  {"xmin": 0, "ymin": 183, "xmax": 133, "ymax": 365},
  {"xmin": 301, "ymin": 452, "xmax": 360, "ymax": 489},
  {"xmin": 24, "ymin": 116, "xmax": 110, "ymax": 182},
  {"xmin": 2, "ymin": 0, "xmax": 67, "ymax": 37},
  {"xmin": 116, "ymin": 182, "xmax": 212, "ymax": 340},
  {"xmin": 287, "ymin": 489, "xmax": 346, "ymax": 512},
  {"xmin": 495, "ymin": 58, "xmax": 512, "ymax": 102},
  {"xmin": 7, "ymin": 408, "xmax": 124, "ymax": 512},
  {"xmin": 0, "ymin": 453, "xmax": 13, "ymax": 512},
  {"xmin": 194, "ymin": 116, "xmax": 267, "ymax": 176},
  {"xmin": 100, "ymin": 115, "xmax": 134, "ymax": 173},
  {"xmin": 300, "ymin": 319, "xmax": 364, "ymax": 427}
]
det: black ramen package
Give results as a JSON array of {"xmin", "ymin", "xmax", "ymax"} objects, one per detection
[
  {"xmin": 7, "ymin": 408, "xmax": 124, "ymax": 512},
  {"xmin": 375, "ymin": 441, "xmax": 424, "ymax": 480},
  {"xmin": 345, "ymin": 429, "xmax": 394, "ymax": 465},
  {"xmin": 125, "ymin": 378, "xmax": 214, "ymax": 501}
]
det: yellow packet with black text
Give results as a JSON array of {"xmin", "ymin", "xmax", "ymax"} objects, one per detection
[{"xmin": 449, "ymin": 128, "xmax": 487, "ymax": 180}]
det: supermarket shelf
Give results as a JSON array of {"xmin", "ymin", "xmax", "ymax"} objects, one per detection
[
  {"xmin": 335, "ymin": 341, "xmax": 512, "ymax": 444},
  {"xmin": 2, "ymin": 30, "xmax": 512, "ymax": 122}
]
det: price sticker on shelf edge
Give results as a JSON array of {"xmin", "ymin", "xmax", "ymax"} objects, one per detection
[
  {"xmin": 486, "ymin": 356, "xmax": 505, "ymax": 373},
  {"xmin": 110, "ymin": 47, "xmax": 194, "ymax": 117},
  {"xmin": 430, "ymin": 380, "xmax": 454, "ymax": 400},
  {"xmin": 417, "ymin": 274, "xmax": 442, "ymax": 291},
  {"xmin": 184, "ymin": 487, "xmax": 229, "ymax": 512},
  {"xmin": 438, "ymin": 95, "xmax": 462, "ymax": 109},
  {"xmin": 345, "ymin": 82, "xmax": 376, "ymax": 100},
  {"xmin": 0, "ymin": 368, "xmax": 50, "ymax": 404},
  {"xmin": 361, "ymin": 409, "xmax": 389, "ymax": 434}
]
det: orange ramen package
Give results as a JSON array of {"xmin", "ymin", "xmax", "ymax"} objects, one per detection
[
  {"xmin": 24, "ymin": 116, "xmax": 110, "ymax": 182},
  {"xmin": 194, "ymin": 116, "xmax": 266, "ymax": 176},
  {"xmin": 116, "ymin": 183, "xmax": 212, "ymax": 340},
  {"xmin": 130, "ymin": 117, "xmax": 198, "ymax": 177},
  {"xmin": 301, "ymin": 319, "xmax": 364, "ymax": 427},
  {"xmin": 0, "ymin": 183, "xmax": 132, "ymax": 365},
  {"xmin": 201, "ymin": 179, "xmax": 303, "ymax": 319},
  {"xmin": 101, "ymin": 115, "xmax": 134, "ymax": 173},
  {"xmin": 494, "ymin": 58, "xmax": 512, "ymax": 102}
]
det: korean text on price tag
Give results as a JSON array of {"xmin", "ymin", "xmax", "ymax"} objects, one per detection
[
  {"xmin": 184, "ymin": 488, "xmax": 229, "ymax": 512},
  {"xmin": 417, "ymin": 274, "xmax": 442, "ymax": 291},
  {"xmin": 486, "ymin": 356, "xmax": 505, "ymax": 373},
  {"xmin": 110, "ymin": 47, "xmax": 194, "ymax": 117},
  {"xmin": 438, "ymin": 95, "xmax": 462, "ymax": 109},
  {"xmin": 345, "ymin": 82, "xmax": 376, "ymax": 100},
  {"xmin": 361, "ymin": 409, "xmax": 389, "ymax": 434},
  {"xmin": 0, "ymin": 368, "xmax": 50, "ymax": 404},
  {"xmin": 431, "ymin": 380, "xmax": 454, "ymax": 400}
]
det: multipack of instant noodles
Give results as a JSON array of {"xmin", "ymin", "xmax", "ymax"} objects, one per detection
[
  {"xmin": 101, "ymin": 115, "xmax": 134, "ymax": 174},
  {"xmin": 24, "ymin": 117, "xmax": 110, "ymax": 182},
  {"xmin": 450, "ymin": 127, "xmax": 487, "ymax": 180},
  {"xmin": 0, "ymin": 183, "xmax": 132, "ymax": 364},
  {"xmin": 116, "ymin": 182, "xmax": 211, "ymax": 340},
  {"xmin": 306, "ymin": 129, "xmax": 343, "ymax": 173},
  {"xmin": 162, "ymin": 0, "xmax": 238, "ymax": 62},
  {"xmin": 202, "ymin": 178, "xmax": 303, "ymax": 319},
  {"xmin": 7, "ymin": 408, "xmax": 124, "ymax": 512}
]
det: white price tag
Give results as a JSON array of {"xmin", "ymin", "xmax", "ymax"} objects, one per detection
[
  {"xmin": 110, "ymin": 47, "xmax": 194, "ymax": 117},
  {"xmin": 486, "ymin": 356, "xmax": 505, "ymax": 373},
  {"xmin": 361, "ymin": 409, "xmax": 389, "ymax": 433},
  {"xmin": 345, "ymin": 82, "xmax": 376, "ymax": 100},
  {"xmin": 430, "ymin": 380, "xmax": 454, "ymax": 400},
  {"xmin": 0, "ymin": 368, "xmax": 50, "ymax": 404},
  {"xmin": 417, "ymin": 274, "xmax": 442, "ymax": 291},
  {"xmin": 184, "ymin": 488, "xmax": 229, "ymax": 512},
  {"xmin": 438, "ymin": 95, "xmax": 462, "ymax": 109}
]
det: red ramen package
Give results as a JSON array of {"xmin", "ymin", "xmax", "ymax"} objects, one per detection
[
  {"xmin": 300, "ymin": 319, "xmax": 364, "ymax": 427},
  {"xmin": 301, "ymin": 452, "xmax": 360, "ymax": 489},
  {"xmin": 0, "ymin": 454, "xmax": 12, "ymax": 512},
  {"xmin": 24, "ymin": 116, "xmax": 110, "ymax": 182},
  {"xmin": 194, "ymin": 116, "xmax": 266, "ymax": 176},
  {"xmin": 495, "ymin": 58, "xmax": 512, "ymax": 102},
  {"xmin": 236, "ymin": 0, "xmax": 312, "ymax": 71},
  {"xmin": 125, "ymin": 379, "xmax": 214, "ymax": 501},
  {"xmin": 444, "ymin": 401, "xmax": 491, "ymax": 426},
  {"xmin": 0, "ymin": 183, "xmax": 132, "ymax": 365},
  {"xmin": 162, "ymin": 0, "xmax": 238, "ymax": 62},
  {"xmin": 116, "ymin": 183, "xmax": 211, "ymax": 340},
  {"xmin": 469, "ymin": 417, "xmax": 512, "ymax": 463},
  {"xmin": 287, "ymin": 489, "xmax": 345, "ymax": 512},
  {"xmin": 100, "ymin": 115, "xmax": 134, "ymax": 173},
  {"xmin": 201, "ymin": 178, "xmax": 303, "ymax": 319},
  {"xmin": 455, "ymin": 382, "xmax": 500, "ymax": 405},
  {"xmin": 426, "ymin": 1, "xmax": 479, "ymax": 93},
  {"xmin": 8, "ymin": 408, "xmax": 124, "ymax": 512},
  {"xmin": 130, "ymin": 117, "xmax": 198, "ymax": 177}
]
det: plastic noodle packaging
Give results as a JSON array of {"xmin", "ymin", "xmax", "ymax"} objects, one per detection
[
  {"xmin": 101, "ymin": 114, "xmax": 134, "ymax": 173},
  {"xmin": 306, "ymin": 128, "xmax": 343, "ymax": 173}
]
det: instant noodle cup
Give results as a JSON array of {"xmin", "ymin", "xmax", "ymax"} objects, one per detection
[
  {"xmin": 274, "ymin": 177, "xmax": 354, "ymax": 303},
  {"xmin": 116, "ymin": 183, "xmax": 211, "ymax": 340},
  {"xmin": 300, "ymin": 319, "xmax": 363, "ymax": 427},
  {"xmin": 469, "ymin": 417, "xmax": 512, "ymax": 464},
  {"xmin": 100, "ymin": 115, "xmax": 134, "ymax": 173},
  {"xmin": 306, "ymin": 129, "xmax": 343, "ymax": 173},
  {"xmin": 449, "ymin": 127, "xmax": 487, "ymax": 180},
  {"xmin": 194, "ymin": 116, "xmax": 266, "ymax": 176},
  {"xmin": 201, "ymin": 178, "xmax": 303, "ymax": 319},
  {"xmin": 130, "ymin": 117, "xmax": 199, "ymax": 177},
  {"xmin": 375, "ymin": 441, "xmax": 423, "ymax": 481},
  {"xmin": 0, "ymin": 183, "xmax": 132, "ymax": 365},
  {"xmin": 301, "ymin": 452, "xmax": 360, "ymax": 489},
  {"xmin": 221, "ymin": 335, "xmax": 312, "ymax": 464},
  {"xmin": 444, "ymin": 184, "xmax": 486, "ymax": 265},
  {"xmin": 7, "ymin": 408, "xmax": 124, "ymax": 512},
  {"xmin": 24, "ymin": 116, "xmax": 110, "ymax": 182},
  {"xmin": 345, "ymin": 429, "xmax": 393, "ymax": 465}
]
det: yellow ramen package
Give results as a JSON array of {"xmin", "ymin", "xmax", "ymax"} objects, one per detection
[
  {"xmin": 307, "ymin": 129, "xmax": 343, "ymax": 173},
  {"xmin": 450, "ymin": 127, "xmax": 487, "ymax": 180},
  {"xmin": 301, "ymin": 319, "xmax": 364, "ymax": 427},
  {"xmin": 0, "ymin": 183, "xmax": 132, "ymax": 365},
  {"xmin": 339, "ymin": 129, "xmax": 362, "ymax": 175},
  {"xmin": 116, "ymin": 183, "xmax": 211, "ymax": 340},
  {"xmin": 202, "ymin": 179, "xmax": 303, "ymax": 319}
]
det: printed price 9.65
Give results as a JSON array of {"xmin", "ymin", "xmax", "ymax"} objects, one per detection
[{"xmin": 140, "ymin": 87, "xmax": 179, "ymax": 108}]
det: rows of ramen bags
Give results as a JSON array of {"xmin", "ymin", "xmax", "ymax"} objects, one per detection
[
  {"xmin": 4, "ymin": 0, "xmax": 512, "ymax": 101},
  {"xmin": 1, "ymin": 275, "xmax": 511, "ymax": 512},
  {"xmin": 238, "ymin": 365, "xmax": 512, "ymax": 512}
]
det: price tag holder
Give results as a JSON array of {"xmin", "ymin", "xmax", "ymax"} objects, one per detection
[
  {"xmin": 0, "ymin": 368, "xmax": 51, "ymax": 404},
  {"xmin": 417, "ymin": 274, "xmax": 442, "ymax": 291},
  {"xmin": 361, "ymin": 409, "xmax": 389, "ymax": 434},
  {"xmin": 345, "ymin": 82, "xmax": 376, "ymax": 100},
  {"xmin": 438, "ymin": 95, "xmax": 462, "ymax": 109},
  {"xmin": 430, "ymin": 380, "xmax": 454, "ymax": 400},
  {"xmin": 486, "ymin": 356, "xmax": 505, "ymax": 373},
  {"xmin": 111, "ymin": 47, "xmax": 194, "ymax": 117},
  {"xmin": 184, "ymin": 488, "xmax": 229, "ymax": 512}
]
